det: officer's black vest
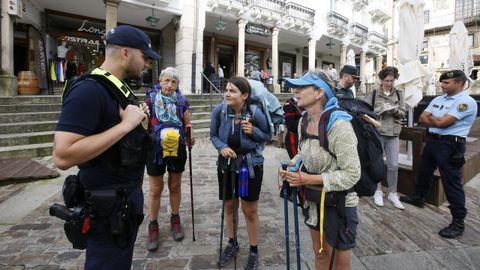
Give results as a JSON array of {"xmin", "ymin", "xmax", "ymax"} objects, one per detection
[{"xmin": 63, "ymin": 68, "xmax": 152, "ymax": 175}]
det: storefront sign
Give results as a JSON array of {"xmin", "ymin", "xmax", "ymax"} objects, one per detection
[
  {"xmin": 64, "ymin": 35, "xmax": 102, "ymax": 45},
  {"xmin": 77, "ymin": 20, "xmax": 106, "ymax": 39},
  {"xmin": 245, "ymin": 23, "xmax": 271, "ymax": 37}
]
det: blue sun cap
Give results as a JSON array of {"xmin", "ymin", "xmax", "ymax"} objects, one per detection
[{"xmin": 285, "ymin": 71, "xmax": 334, "ymax": 99}]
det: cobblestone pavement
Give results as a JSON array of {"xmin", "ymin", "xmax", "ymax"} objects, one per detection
[
  {"xmin": 1, "ymin": 139, "xmax": 480, "ymax": 270},
  {"xmin": 0, "ymin": 140, "xmax": 308, "ymax": 270}
]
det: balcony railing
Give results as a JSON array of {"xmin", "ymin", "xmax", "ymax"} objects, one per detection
[
  {"xmin": 368, "ymin": 0, "xmax": 392, "ymax": 22},
  {"xmin": 425, "ymin": 13, "xmax": 454, "ymax": 30},
  {"xmin": 350, "ymin": 22, "xmax": 368, "ymax": 44},
  {"xmin": 352, "ymin": 0, "xmax": 368, "ymax": 10},
  {"xmin": 285, "ymin": 2, "xmax": 315, "ymax": 24},
  {"xmin": 455, "ymin": 7, "xmax": 480, "ymax": 24},
  {"xmin": 368, "ymin": 31, "xmax": 388, "ymax": 51},
  {"xmin": 327, "ymin": 11, "xmax": 349, "ymax": 37},
  {"xmin": 251, "ymin": 0, "xmax": 286, "ymax": 17}
]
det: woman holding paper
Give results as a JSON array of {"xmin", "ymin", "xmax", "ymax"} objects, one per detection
[{"xmin": 365, "ymin": 66, "xmax": 407, "ymax": 209}]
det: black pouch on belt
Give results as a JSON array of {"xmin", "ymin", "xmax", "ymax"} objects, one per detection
[{"xmin": 450, "ymin": 142, "xmax": 466, "ymax": 167}]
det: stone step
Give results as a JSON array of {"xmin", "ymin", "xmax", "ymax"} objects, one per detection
[
  {"xmin": 0, "ymin": 112, "xmax": 61, "ymax": 124},
  {"xmin": 0, "ymin": 96, "xmax": 62, "ymax": 105},
  {"xmin": 191, "ymin": 119, "xmax": 212, "ymax": 130},
  {"xmin": 0, "ymin": 121, "xmax": 58, "ymax": 134},
  {"xmin": 190, "ymin": 112, "xmax": 211, "ymax": 121},
  {"xmin": 0, "ymin": 142, "xmax": 53, "ymax": 159},
  {"xmin": 0, "ymin": 131, "xmax": 54, "ymax": 147},
  {"xmin": 0, "ymin": 104, "xmax": 62, "ymax": 113}
]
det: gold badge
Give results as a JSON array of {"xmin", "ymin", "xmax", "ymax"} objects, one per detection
[
  {"xmin": 457, "ymin": 103, "xmax": 468, "ymax": 112},
  {"xmin": 447, "ymin": 72, "xmax": 454, "ymax": 77}
]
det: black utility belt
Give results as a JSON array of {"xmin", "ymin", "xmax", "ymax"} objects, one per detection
[{"xmin": 427, "ymin": 133, "xmax": 466, "ymax": 143}]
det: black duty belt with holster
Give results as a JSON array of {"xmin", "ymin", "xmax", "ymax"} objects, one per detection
[
  {"xmin": 427, "ymin": 132, "xmax": 466, "ymax": 143},
  {"xmin": 50, "ymin": 174, "xmax": 143, "ymax": 249}
]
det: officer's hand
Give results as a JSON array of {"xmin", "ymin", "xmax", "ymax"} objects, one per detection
[
  {"xmin": 119, "ymin": 105, "xmax": 147, "ymax": 131},
  {"xmin": 220, "ymin": 147, "xmax": 237, "ymax": 159}
]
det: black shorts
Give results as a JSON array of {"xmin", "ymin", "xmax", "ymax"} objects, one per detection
[
  {"xmin": 217, "ymin": 164, "xmax": 263, "ymax": 202},
  {"xmin": 146, "ymin": 144, "xmax": 187, "ymax": 176},
  {"xmin": 303, "ymin": 205, "xmax": 358, "ymax": 250}
]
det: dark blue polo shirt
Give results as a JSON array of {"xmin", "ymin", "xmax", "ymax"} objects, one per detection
[{"xmin": 56, "ymin": 78, "xmax": 145, "ymax": 188}]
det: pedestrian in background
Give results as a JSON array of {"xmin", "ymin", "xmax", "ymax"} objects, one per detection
[{"xmin": 365, "ymin": 66, "xmax": 406, "ymax": 209}]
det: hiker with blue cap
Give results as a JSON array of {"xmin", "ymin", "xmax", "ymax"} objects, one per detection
[
  {"xmin": 279, "ymin": 70, "xmax": 361, "ymax": 269},
  {"xmin": 54, "ymin": 25, "xmax": 159, "ymax": 270}
]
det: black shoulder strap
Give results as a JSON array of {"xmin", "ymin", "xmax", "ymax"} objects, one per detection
[
  {"xmin": 395, "ymin": 90, "xmax": 400, "ymax": 104},
  {"xmin": 300, "ymin": 114, "xmax": 308, "ymax": 142},
  {"xmin": 318, "ymin": 108, "xmax": 338, "ymax": 158},
  {"xmin": 371, "ymin": 89, "xmax": 377, "ymax": 107}
]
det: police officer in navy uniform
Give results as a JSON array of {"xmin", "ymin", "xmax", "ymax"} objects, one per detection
[
  {"xmin": 400, "ymin": 70, "xmax": 478, "ymax": 238},
  {"xmin": 53, "ymin": 25, "xmax": 159, "ymax": 269}
]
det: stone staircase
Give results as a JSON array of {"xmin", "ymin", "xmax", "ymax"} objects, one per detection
[{"xmin": 0, "ymin": 93, "xmax": 291, "ymax": 159}]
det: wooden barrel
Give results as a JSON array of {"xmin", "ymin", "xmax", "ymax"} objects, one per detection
[{"xmin": 17, "ymin": 71, "xmax": 40, "ymax": 95}]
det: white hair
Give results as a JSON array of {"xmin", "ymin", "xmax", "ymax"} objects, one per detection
[{"xmin": 159, "ymin": 67, "xmax": 180, "ymax": 83}]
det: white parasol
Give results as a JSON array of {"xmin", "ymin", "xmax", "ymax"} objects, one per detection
[
  {"xmin": 395, "ymin": 0, "xmax": 431, "ymax": 161},
  {"xmin": 346, "ymin": 49, "xmax": 357, "ymax": 97},
  {"xmin": 396, "ymin": 0, "xmax": 431, "ymax": 108},
  {"xmin": 448, "ymin": 21, "xmax": 474, "ymax": 77}
]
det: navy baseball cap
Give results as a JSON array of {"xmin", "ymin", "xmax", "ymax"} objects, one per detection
[
  {"xmin": 106, "ymin": 25, "xmax": 160, "ymax": 61},
  {"xmin": 340, "ymin": 65, "xmax": 360, "ymax": 78},
  {"xmin": 285, "ymin": 71, "xmax": 334, "ymax": 99}
]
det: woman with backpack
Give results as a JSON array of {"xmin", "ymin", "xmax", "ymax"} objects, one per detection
[
  {"xmin": 279, "ymin": 70, "xmax": 361, "ymax": 270},
  {"xmin": 210, "ymin": 76, "xmax": 271, "ymax": 270},
  {"xmin": 365, "ymin": 66, "xmax": 406, "ymax": 209},
  {"xmin": 145, "ymin": 67, "xmax": 195, "ymax": 251}
]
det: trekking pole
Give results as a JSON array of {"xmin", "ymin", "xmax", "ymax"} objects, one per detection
[
  {"xmin": 231, "ymin": 160, "xmax": 238, "ymax": 270},
  {"xmin": 293, "ymin": 187, "xmax": 301, "ymax": 270},
  {"xmin": 186, "ymin": 126, "xmax": 195, "ymax": 241},
  {"xmin": 219, "ymin": 158, "xmax": 230, "ymax": 270},
  {"xmin": 281, "ymin": 163, "xmax": 291, "ymax": 270}
]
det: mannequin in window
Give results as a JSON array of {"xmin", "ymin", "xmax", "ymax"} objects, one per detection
[{"xmin": 57, "ymin": 41, "xmax": 68, "ymax": 61}]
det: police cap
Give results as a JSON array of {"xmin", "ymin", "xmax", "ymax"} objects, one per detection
[{"xmin": 439, "ymin": 70, "xmax": 467, "ymax": 82}]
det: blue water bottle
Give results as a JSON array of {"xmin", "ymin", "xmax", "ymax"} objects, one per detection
[{"xmin": 239, "ymin": 165, "xmax": 249, "ymax": 197}]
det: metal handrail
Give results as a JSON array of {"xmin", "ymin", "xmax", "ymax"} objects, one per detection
[{"xmin": 200, "ymin": 72, "xmax": 224, "ymax": 111}]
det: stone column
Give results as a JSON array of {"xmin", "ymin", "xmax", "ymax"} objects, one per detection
[
  {"xmin": 104, "ymin": 0, "xmax": 121, "ymax": 32},
  {"xmin": 0, "ymin": 0, "xmax": 15, "ymax": 96},
  {"xmin": 340, "ymin": 43, "xmax": 347, "ymax": 67},
  {"xmin": 308, "ymin": 38, "xmax": 316, "ymax": 71},
  {"xmin": 272, "ymin": 27, "xmax": 280, "ymax": 93},
  {"xmin": 295, "ymin": 48, "xmax": 303, "ymax": 77},
  {"xmin": 209, "ymin": 36, "xmax": 216, "ymax": 67},
  {"xmin": 360, "ymin": 50, "xmax": 367, "ymax": 93},
  {"xmin": 376, "ymin": 54, "xmax": 384, "ymax": 76},
  {"xmin": 175, "ymin": 0, "xmax": 205, "ymax": 94},
  {"xmin": 237, "ymin": 19, "xmax": 248, "ymax": 76}
]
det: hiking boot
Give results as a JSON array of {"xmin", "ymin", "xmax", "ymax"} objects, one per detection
[
  {"xmin": 218, "ymin": 242, "xmax": 239, "ymax": 267},
  {"xmin": 244, "ymin": 251, "xmax": 260, "ymax": 270},
  {"xmin": 439, "ymin": 219, "xmax": 465, "ymax": 238},
  {"xmin": 170, "ymin": 214, "xmax": 184, "ymax": 242},
  {"xmin": 373, "ymin": 190, "xmax": 384, "ymax": 206},
  {"xmin": 387, "ymin": 192, "xmax": 405, "ymax": 210},
  {"xmin": 147, "ymin": 221, "xmax": 159, "ymax": 251},
  {"xmin": 399, "ymin": 194, "xmax": 425, "ymax": 208}
]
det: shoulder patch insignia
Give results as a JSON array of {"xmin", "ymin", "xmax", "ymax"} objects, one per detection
[{"xmin": 457, "ymin": 103, "xmax": 468, "ymax": 112}]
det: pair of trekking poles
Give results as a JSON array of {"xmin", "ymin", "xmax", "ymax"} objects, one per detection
[
  {"xmin": 218, "ymin": 158, "xmax": 239, "ymax": 269},
  {"xmin": 281, "ymin": 162, "xmax": 302, "ymax": 270}
]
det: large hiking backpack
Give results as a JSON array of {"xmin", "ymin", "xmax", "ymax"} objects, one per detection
[
  {"xmin": 301, "ymin": 97, "xmax": 385, "ymax": 197},
  {"xmin": 247, "ymin": 79, "xmax": 285, "ymax": 136}
]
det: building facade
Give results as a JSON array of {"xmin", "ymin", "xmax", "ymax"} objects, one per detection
[{"xmin": 1, "ymin": 0, "xmax": 391, "ymax": 95}]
